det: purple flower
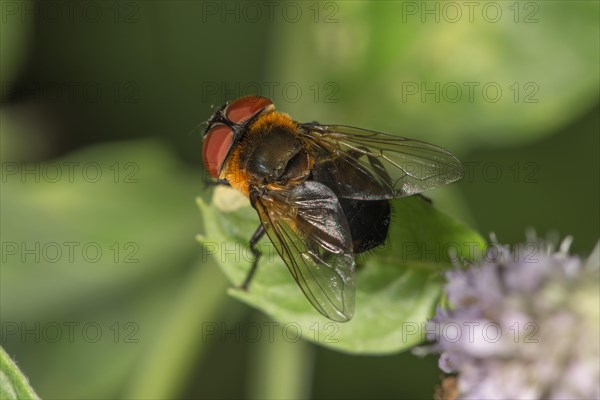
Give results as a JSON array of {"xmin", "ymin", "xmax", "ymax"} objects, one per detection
[{"xmin": 423, "ymin": 234, "xmax": 600, "ymax": 400}]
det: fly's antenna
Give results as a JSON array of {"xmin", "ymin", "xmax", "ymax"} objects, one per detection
[
  {"xmin": 188, "ymin": 120, "xmax": 209, "ymax": 137},
  {"xmin": 189, "ymin": 104, "xmax": 217, "ymax": 137}
]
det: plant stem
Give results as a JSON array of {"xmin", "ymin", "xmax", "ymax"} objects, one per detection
[{"xmin": 0, "ymin": 346, "xmax": 40, "ymax": 400}]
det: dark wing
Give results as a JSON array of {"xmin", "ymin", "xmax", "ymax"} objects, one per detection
[
  {"xmin": 299, "ymin": 124, "xmax": 464, "ymax": 200},
  {"xmin": 250, "ymin": 181, "xmax": 355, "ymax": 322}
]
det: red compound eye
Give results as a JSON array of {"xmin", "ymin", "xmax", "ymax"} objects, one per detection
[
  {"xmin": 225, "ymin": 96, "xmax": 273, "ymax": 124},
  {"xmin": 203, "ymin": 124, "xmax": 234, "ymax": 178}
]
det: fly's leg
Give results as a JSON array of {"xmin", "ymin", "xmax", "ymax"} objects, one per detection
[
  {"xmin": 204, "ymin": 179, "xmax": 231, "ymax": 190},
  {"xmin": 240, "ymin": 224, "xmax": 266, "ymax": 290},
  {"xmin": 365, "ymin": 153, "xmax": 392, "ymax": 187},
  {"xmin": 352, "ymin": 145, "xmax": 432, "ymax": 202},
  {"xmin": 348, "ymin": 146, "xmax": 394, "ymax": 188},
  {"xmin": 417, "ymin": 194, "xmax": 432, "ymax": 204}
]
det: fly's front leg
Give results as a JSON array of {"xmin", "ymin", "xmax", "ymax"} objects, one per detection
[
  {"xmin": 417, "ymin": 194, "xmax": 432, "ymax": 204},
  {"xmin": 204, "ymin": 178, "xmax": 231, "ymax": 190},
  {"xmin": 240, "ymin": 224, "xmax": 266, "ymax": 290}
]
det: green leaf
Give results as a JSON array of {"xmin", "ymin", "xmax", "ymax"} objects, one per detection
[
  {"xmin": 0, "ymin": 346, "xmax": 40, "ymax": 400},
  {"xmin": 197, "ymin": 187, "xmax": 485, "ymax": 354}
]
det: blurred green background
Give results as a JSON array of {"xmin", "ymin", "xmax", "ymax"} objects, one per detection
[{"xmin": 1, "ymin": 1, "xmax": 598, "ymax": 398}]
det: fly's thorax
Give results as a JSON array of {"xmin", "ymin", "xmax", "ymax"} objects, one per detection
[{"xmin": 235, "ymin": 112, "xmax": 312, "ymax": 187}]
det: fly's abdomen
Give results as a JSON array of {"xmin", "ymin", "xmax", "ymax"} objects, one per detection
[{"xmin": 338, "ymin": 198, "xmax": 390, "ymax": 253}]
